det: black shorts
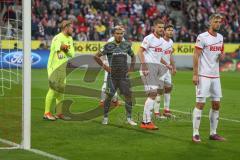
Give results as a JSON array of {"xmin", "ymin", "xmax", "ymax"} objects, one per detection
[{"xmin": 106, "ymin": 77, "xmax": 132, "ymax": 97}]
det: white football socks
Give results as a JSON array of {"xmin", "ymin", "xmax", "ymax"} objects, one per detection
[
  {"xmin": 153, "ymin": 95, "xmax": 160, "ymax": 114},
  {"xmin": 209, "ymin": 108, "xmax": 219, "ymax": 135},
  {"xmin": 192, "ymin": 107, "xmax": 202, "ymax": 136},
  {"xmin": 143, "ymin": 97, "xmax": 155, "ymax": 123},
  {"xmin": 164, "ymin": 93, "xmax": 170, "ymax": 110}
]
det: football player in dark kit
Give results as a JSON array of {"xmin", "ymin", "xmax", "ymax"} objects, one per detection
[{"xmin": 94, "ymin": 26, "xmax": 137, "ymax": 126}]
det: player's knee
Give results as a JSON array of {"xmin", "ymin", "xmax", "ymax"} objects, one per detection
[
  {"xmin": 106, "ymin": 92, "xmax": 115, "ymax": 99},
  {"xmin": 148, "ymin": 92, "xmax": 157, "ymax": 100},
  {"xmin": 164, "ymin": 87, "xmax": 172, "ymax": 93},
  {"xmin": 157, "ymin": 89, "xmax": 164, "ymax": 95},
  {"xmin": 46, "ymin": 89, "xmax": 55, "ymax": 98},
  {"xmin": 124, "ymin": 95, "xmax": 132, "ymax": 102},
  {"xmin": 101, "ymin": 82, "xmax": 107, "ymax": 91},
  {"xmin": 125, "ymin": 99, "xmax": 132, "ymax": 107},
  {"xmin": 212, "ymin": 101, "xmax": 220, "ymax": 110},
  {"xmin": 155, "ymin": 95, "xmax": 160, "ymax": 102},
  {"xmin": 196, "ymin": 102, "xmax": 205, "ymax": 110},
  {"xmin": 102, "ymin": 87, "xmax": 106, "ymax": 91}
]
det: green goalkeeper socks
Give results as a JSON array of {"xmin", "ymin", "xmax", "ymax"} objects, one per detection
[{"xmin": 44, "ymin": 88, "xmax": 64, "ymax": 114}]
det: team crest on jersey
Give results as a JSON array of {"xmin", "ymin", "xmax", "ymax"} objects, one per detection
[
  {"xmin": 120, "ymin": 42, "xmax": 131, "ymax": 51},
  {"xmin": 105, "ymin": 43, "xmax": 117, "ymax": 51}
]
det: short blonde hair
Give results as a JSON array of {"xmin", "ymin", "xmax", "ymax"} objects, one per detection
[
  {"xmin": 113, "ymin": 25, "xmax": 125, "ymax": 33},
  {"xmin": 61, "ymin": 20, "xmax": 72, "ymax": 30},
  {"xmin": 209, "ymin": 13, "xmax": 222, "ymax": 21}
]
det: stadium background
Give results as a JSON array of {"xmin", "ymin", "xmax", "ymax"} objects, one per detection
[{"xmin": 1, "ymin": 0, "xmax": 240, "ymax": 70}]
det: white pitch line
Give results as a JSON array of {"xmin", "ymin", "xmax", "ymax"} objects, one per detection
[
  {"xmin": 2, "ymin": 96, "xmax": 239, "ymax": 123},
  {"xmin": 28, "ymin": 148, "xmax": 67, "ymax": 160},
  {"xmin": 169, "ymin": 108, "xmax": 240, "ymax": 123},
  {"xmin": 0, "ymin": 138, "xmax": 67, "ymax": 160},
  {"xmin": 0, "ymin": 138, "xmax": 20, "ymax": 150},
  {"xmin": 135, "ymin": 104, "xmax": 240, "ymax": 123},
  {"xmin": 0, "ymin": 95, "xmax": 239, "ymax": 123},
  {"xmin": 0, "ymin": 147, "xmax": 20, "ymax": 150},
  {"xmin": 0, "ymin": 138, "xmax": 20, "ymax": 148}
]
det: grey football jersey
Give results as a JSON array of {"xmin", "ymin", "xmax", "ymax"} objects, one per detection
[{"xmin": 101, "ymin": 41, "xmax": 134, "ymax": 79}]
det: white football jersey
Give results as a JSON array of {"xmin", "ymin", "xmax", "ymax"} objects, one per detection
[
  {"xmin": 141, "ymin": 33, "xmax": 164, "ymax": 64},
  {"xmin": 195, "ymin": 31, "xmax": 224, "ymax": 78},
  {"xmin": 162, "ymin": 38, "xmax": 173, "ymax": 64}
]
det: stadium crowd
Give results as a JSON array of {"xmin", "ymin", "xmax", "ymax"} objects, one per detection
[{"xmin": 1, "ymin": 0, "xmax": 240, "ymax": 42}]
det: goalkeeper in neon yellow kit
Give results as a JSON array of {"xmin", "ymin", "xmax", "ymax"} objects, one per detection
[{"xmin": 43, "ymin": 20, "xmax": 75, "ymax": 120}]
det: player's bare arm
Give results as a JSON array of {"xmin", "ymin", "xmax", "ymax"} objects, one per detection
[
  {"xmin": 217, "ymin": 47, "xmax": 226, "ymax": 61},
  {"xmin": 160, "ymin": 58, "xmax": 173, "ymax": 70},
  {"xmin": 219, "ymin": 52, "xmax": 225, "ymax": 61},
  {"xmin": 193, "ymin": 47, "xmax": 202, "ymax": 85},
  {"xmin": 138, "ymin": 47, "xmax": 148, "ymax": 76},
  {"xmin": 170, "ymin": 54, "xmax": 176, "ymax": 76},
  {"xmin": 129, "ymin": 55, "xmax": 136, "ymax": 72},
  {"xmin": 94, "ymin": 51, "xmax": 111, "ymax": 73}
]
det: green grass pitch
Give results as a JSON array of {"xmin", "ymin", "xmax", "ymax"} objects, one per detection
[{"xmin": 0, "ymin": 69, "xmax": 239, "ymax": 160}]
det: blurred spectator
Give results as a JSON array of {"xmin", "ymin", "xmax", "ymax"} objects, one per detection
[
  {"xmin": 94, "ymin": 21, "xmax": 106, "ymax": 39},
  {"xmin": 3, "ymin": 5, "xmax": 16, "ymax": 22},
  {"xmin": 77, "ymin": 32, "xmax": 88, "ymax": 41},
  {"xmin": 108, "ymin": 0, "xmax": 117, "ymax": 16},
  {"xmin": 37, "ymin": 20, "xmax": 45, "ymax": 40},
  {"xmin": 68, "ymin": 9, "xmax": 77, "ymax": 22},
  {"xmin": 157, "ymin": 0, "xmax": 166, "ymax": 13},
  {"xmin": 38, "ymin": 42, "xmax": 47, "ymax": 49},
  {"xmin": 14, "ymin": 43, "xmax": 18, "ymax": 49},
  {"xmin": 117, "ymin": 0, "xmax": 127, "ymax": 15},
  {"xmin": 133, "ymin": 0, "xmax": 143, "ymax": 15},
  {"xmin": 77, "ymin": 12, "xmax": 86, "ymax": 24},
  {"xmin": 1, "ymin": 0, "xmax": 238, "ymax": 42},
  {"xmin": 32, "ymin": 15, "xmax": 39, "ymax": 39},
  {"xmin": 77, "ymin": 23, "xmax": 88, "ymax": 33},
  {"xmin": 177, "ymin": 26, "xmax": 191, "ymax": 42}
]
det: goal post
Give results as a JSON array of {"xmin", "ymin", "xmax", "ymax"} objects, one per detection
[{"xmin": 22, "ymin": 0, "xmax": 31, "ymax": 150}]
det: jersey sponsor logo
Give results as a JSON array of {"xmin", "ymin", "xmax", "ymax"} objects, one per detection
[
  {"xmin": 155, "ymin": 47, "xmax": 162, "ymax": 52},
  {"xmin": 112, "ymin": 52, "xmax": 127, "ymax": 55},
  {"xmin": 209, "ymin": 46, "xmax": 223, "ymax": 51},
  {"xmin": 164, "ymin": 50, "xmax": 172, "ymax": 55}
]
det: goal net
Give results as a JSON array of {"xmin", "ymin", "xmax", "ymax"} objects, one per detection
[{"xmin": 0, "ymin": 0, "xmax": 31, "ymax": 149}]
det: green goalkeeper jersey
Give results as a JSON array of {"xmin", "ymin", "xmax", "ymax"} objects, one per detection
[{"xmin": 47, "ymin": 32, "xmax": 75, "ymax": 77}]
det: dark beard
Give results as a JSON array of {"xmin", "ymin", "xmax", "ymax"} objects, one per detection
[{"xmin": 115, "ymin": 39, "xmax": 122, "ymax": 44}]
